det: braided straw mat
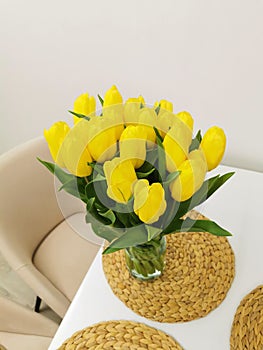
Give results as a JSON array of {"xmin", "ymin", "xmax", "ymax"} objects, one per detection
[
  {"xmin": 103, "ymin": 211, "xmax": 235, "ymax": 323},
  {"xmin": 58, "ymin": 320, "xmax": 183, "ymax": 350},
  {"xmin": 230, "ymin": 285, "xmax": 263, "ymax": 350}
]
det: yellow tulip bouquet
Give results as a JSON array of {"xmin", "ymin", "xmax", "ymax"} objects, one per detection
[{"xmin": 39, "ymin": 85, "xmax": 234, "ymax": 280}]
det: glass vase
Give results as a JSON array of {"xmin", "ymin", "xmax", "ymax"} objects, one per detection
[{"xmin": 124, "ymin": 236, "xmax": 166, "ymax": 281}]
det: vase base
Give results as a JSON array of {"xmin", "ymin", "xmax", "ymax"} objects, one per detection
[{"xmin": 129, "ymin": 268, "xmax": 164, "ymax": 281}]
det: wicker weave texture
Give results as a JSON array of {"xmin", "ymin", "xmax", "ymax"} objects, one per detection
[
  {"xmin": 58, "ymin": 320, "xmax": 183, "ymax": 349},
  {"xmin": 103, "ymin": 211, "xmax": 235, "ymax": 323},
  {"xmin": 230, "ymin": 285, "xmax": 263, "ymax": 350}
]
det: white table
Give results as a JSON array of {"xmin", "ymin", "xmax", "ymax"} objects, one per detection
[{"xmin": 49, "ymin": 165, "xmax": 263, "ymax": 350}]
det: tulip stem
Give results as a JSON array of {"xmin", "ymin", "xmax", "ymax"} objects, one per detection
[{"xmin": 125, "ymin": 236, "xmax": 166, "ymax": 280}]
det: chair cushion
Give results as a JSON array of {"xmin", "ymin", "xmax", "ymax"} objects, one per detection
[
  {"xmin": 33, "ymin": 213, "xmax": 101, "ymax": 301},
  {"xmin": 0, "ymin": 296, "xmax": 58, "ymax": 336},
  {"xmin": 0, "ymin": 332, "xmax": 52, "ymax": 350}
]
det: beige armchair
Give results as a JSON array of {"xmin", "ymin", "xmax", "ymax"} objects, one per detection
[
  {"xmin": 0, "ymin": 296, "xmax": 58, "ymax": 350},
  {"xmin": 0, "ymin": 137, "xmax": 101, "ymax": 318}
]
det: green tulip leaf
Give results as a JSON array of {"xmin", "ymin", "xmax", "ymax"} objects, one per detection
[
  {"xmin": 136, "ymin": 159, "xmax": 159, "ymax": 183},
  {"xmin": 86, "ymin": 197, "xmax": 95, "ymax": 211},
  {"xmin": 98, "ymin": 94, "xmax": 104, "ymax": 106},
  {"xmin": 114, "ymin": 212, "xmax": 132, "ymax": 227},
  {"xmin": 91, "ymin": 221, "xmax": 124, "ymax": 242},
  {"xmin": 208, "ymin": 172, "xmax": 235, "ymax": 196},
  {"xmin": 85, "ymin": 182, "xmax": 96, "ymax": 199},
  {"xmin": 37, "ymin": 158, "xmax": 87, "ymax": 201},
  {"xmin": 88, "ymin": 162, "xmax": 105, "ymax": 177},
  {"xmin": 58, "ymin": 178, "xmax": 75, "ymax": 192},
  {"xmin": 189, "ymin": 129, "xmax": 202, "ymax": 152},
  {"xmin": 163, "ymin": 217, "xmax": 232, "ymax": 236},
  {"xmin": 137, "ymin": 159, "xmax": 156, "ymax": 173},
  {"xmin": 102, "ymin": 247, "xmax": 122, "ymax": 254},
  {"xmin": 129, "ymin": 212, "xmax": 141, "ymax": 226},
  {"xmin": 68, "ymin": 110, "xmax": 90, "ymax": 121},
  {"xmin": 153, "ymin": 126, "xmax": 163, "ymax": 142},
  {"xmin": 58, "ymin": 178, "xmax": 87, "ymax": 202},
  {"xmin": 85, "ymin": 200, "xmax": 111, "ymax": 225},
  {"xmin": 37, "ymin": 158, "xmax": 73, "ymax": 182},
  {"xmin": 97, "ymin": 209, "xmax": 116, "ymax": 225},
  {"xmin": 146, "ymin": 225, "xmax": 162, "ymax": 241},
  {"xmin": 103, "ymin": 225, "xmax": 148, "ymax": 254},
  {"xmin": 114, "ymin": 196, "xmax": 133, "ymax": 213},
  {"xmin": 173, "ymin": 172, "xmax": 235, "ymax": 220},
  {"xmin": 136, "ymin": 167, "xmax": 155, "ymax": 178},
  {"xmin": 112, "ymin": 198, "xmax": 140, "ymax": 228},
  {"xmin": 155, "ymin": 104, "xmax": 161, "ymax": 115},
  {"xmin": 85, "ymin": 174, "xmax": 106, "ymax": 198}
]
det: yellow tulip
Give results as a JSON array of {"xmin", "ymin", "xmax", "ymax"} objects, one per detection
[
  {"xmin": 133, "ymin": 180, "xmax": 167, "ymax": 224},
  {"xmin": 169, "ymin": 149, "xmax": 206, "ymax": 201},
  {"xmin": 104, "ymin": 157, "xmax": 137, "ymax": 203},
  {"xmin": 44, "ymin": 121, "xmax": 70, "ymax": 167},
  {"xmin": 87, "ymin": 117, "xmax": 117, "ymax": 163},
  {"xmin": 200, "ymin": 126, "xmax": 226, "ymax": 171},
  {"xmin": 103, "ymin": 105, "xmax": 124, "ymax": 140},
  {"xmin": 175, "ymin": 111, "xmax": 194, "ymax": 132},
  {"xmin": 119, "ymin": 125, "xmax": 147, "ymax": 169},
  {"xmin": 156, "ymin": 111, "xmax": 175, "ymax": 138},
  {"xmin": 163, "ymin": 118, "xmax": 192, "ymax": 172},
  {"xmin": 103, "ymin": 85, "xmax": 123, "ymax": 107},
  {"xmin": 137, "ymin": 108, "xmax": 157, "ymax": 148},
  {"xmin": 60, "ymin": 119, "xmax": 92, "ymax": 177},
  {"xmin": 154, "ymin": 99, "xmax": 173, "ymax": 113},
  {"xmin": 123, "ymin": 95, "xmax": 145, "ymax": 125},
  {"xmin": 188, "ymin": 148, "xmax": 207, "ymax": 168},
  {"xmin": 73, "ymin": 93, "xmax": 96, "ymax": 124},
  {"xmin": 127, "ymin": 96, "xmax": 145, "ymax": 105},
  {"xmin": 103, "ymin": 85, "xmax": 124, "ymax": 135}
]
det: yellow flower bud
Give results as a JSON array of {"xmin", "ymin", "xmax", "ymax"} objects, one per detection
[
  {"xmin": 123, "ymin": 95, "xmax": 145, "ymax": 125},
  {"xmin": 103, "ymin": 85, "xmax": 123, "ymax": 107},
  {"xmin": 60, "ymin": 120, "xmax": 92, "ymax": 177},
  {"xmin": 154, "ymin": 99, "xmax": 173, "ymax": 113},
  {"xmin": 200, "ymin": 126, "xmax": 226, "ymax": 171},
  {"xmin": 163, "ymin": 118, "xmax": 192, "ymax": 172},
  {"xmin": 103, "ymin": 86, "xmax": 124, "ymax": 134},
  {"xmin": 119, "ymin": 125, "xmax": 147, "ymax": 169},
  {"xmin": 133, "ymin": 180, "xmax": 167, "ymax": 224},
  {"xmin": 103, "ymin": 105, "xmax": 124, "ymax": 140},
  {"xmin": 188, "ymin": 148, "xmax": 206, "ymax": 165},
  {"xmin": 127, "ymin": 96, "xmax": 145, "ymax": 104},
  {"xmin": 104, "ymin": 157, "xmax": 137, "ymax": 203},
  {"xmin": 73, "ymin": 93, "xmax": 96, "ymax": 124},
  {"xmin": 175, "ymin": 111, "xmax": 194, "ymax": 132},
  {"xmin": 156, "ymin": 111, "xmax": 175, "ymax": 138},
  {"xmin": 137, "ymin": 108, "xmax": 157, "ymax": 148},
  {"xmin": 169, "ymin": 150, "xmax": 206, "ymax": 201},
  {"xmin": 87, "ymin": 117, "xmax": 117, "ymax": 163},
  {"xmin": 44, "ymin": 121, "xmax": 70, "ymax": 167}
]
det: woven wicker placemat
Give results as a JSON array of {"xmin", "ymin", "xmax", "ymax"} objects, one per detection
[
  {"xmin": 230, "ymin": 285, "xmax": 263, "ymax": 350},
  {"xmin": 103, "ymin": 211, "xmax": 235, "ymax": 323},
  {"xmin": 58, "ymin": 320, "xmax": 183, "ymax": 349}
]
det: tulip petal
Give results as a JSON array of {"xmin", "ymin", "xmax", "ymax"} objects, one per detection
[
  {"xmin": 133, "ymin": 180, "xmax": 166, "ymax": 224},
  {"xmin": 104, "ymin": 158, "xmax": 137, "ymax": 203},
  {"xmin": 201, "ymin": 126, "xmax": 226, "ymax": 171},
  {"xmin": 44, "ymin": 121, "xmax": 70, "ymax": 167}
]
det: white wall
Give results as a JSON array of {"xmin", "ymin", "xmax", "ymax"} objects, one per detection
[{"xmin": 1, "ymin": 0, "xmax": 263, "ymax": 171}]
